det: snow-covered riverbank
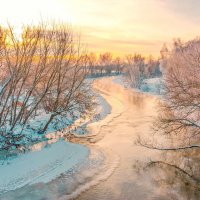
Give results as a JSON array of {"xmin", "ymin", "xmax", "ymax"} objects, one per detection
[
  {"xmin": 0, "ymin": 75, "xmax": 158, "ymax": 199},
  {"xmin": 0, "ymin": 77, "xmax": 113, "ymax": 199},
  {"xmin": 3, "ymin": 75, "xmax": 190, "ymax": 200},
  {"xmin": 0, "ymin": 141, "xmax": 89, "ymax": 195}
]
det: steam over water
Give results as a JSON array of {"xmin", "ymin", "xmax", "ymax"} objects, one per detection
[
  {"xmin": 76, "ymin": 78, "xmax": 161, "ymax": 200},
  {"xmin": 76, "ymin": 78, "xmax": 200, "ymax": 200},
  {"xmin": 1, "ymin": 77, "xmax": 199, "ymax": 200}
]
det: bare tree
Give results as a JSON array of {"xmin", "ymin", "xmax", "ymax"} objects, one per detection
[
  {"xmin": 98, "ymin": 52, "xmax": 113, "ymax": 75},
  {"xmin": 113, "ymin": 56, "xmax": 123, "ymax": 74},
  {"xmin": 86, "ymin": 52, "xmax": 125, "ymax": 77},
  {"xmin": 146, "ymin": 55, "xmax": 161, "ymax": 78},
  {"xmin": 0, "ymin": 22, "xmax": 93, "ymax": 151},
  {"xmin": 138, "ymin": 38, "xmax": 200, "ymax": 151},
  {"xmin": 125, "ymin": 53, "xmax": 145, "ymax": 88},
  {"xmin": 87, "ymin": 52, "xmax": 98, "ymax": 76},
  {"xmin": 155, "ymin": 38, "xmax": 200, "ymax": 148}
]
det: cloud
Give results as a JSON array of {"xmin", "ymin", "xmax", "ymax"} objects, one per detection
[{"xmin": 162, "ymin": 0, "xmax": 200, "ymax": 23}]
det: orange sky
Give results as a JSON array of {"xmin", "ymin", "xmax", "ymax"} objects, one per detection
[{"xmin": 0, "ymin": 0, "xmax": 200, "ymax": 57}]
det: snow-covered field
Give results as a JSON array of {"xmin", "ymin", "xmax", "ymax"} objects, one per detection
[{"xmin": 0, "ymin": 141, "xmax": 89, "ymax": 195}]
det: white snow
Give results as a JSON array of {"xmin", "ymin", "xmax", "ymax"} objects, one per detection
[
  {"xmin": 0, "ymin": 140, "xmax": 89, "ymax": 195},
  {"xmin": 113, "ymin": 75, "xmax": 130, "ymax": 89},
  {"xmin": 95, "ymin": 94, "xmax": 112, "ymax": 120},
  {"xmin": 0, "ymin": 76, "xmax": 172, "ymax": 199},
  {"xmin": 114, "ymin": 75, "xmax": 163, "ymax": 95},
  {"xmin": 140, "ymin": 77, "xmax": 163, "ymax": 95},
  {"xmin": 0, "ymin": 75, "xmax": 160, "ymax": 198}
]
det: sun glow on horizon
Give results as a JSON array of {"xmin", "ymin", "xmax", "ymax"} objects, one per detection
[{"xmin": 0, "ymin": 0, "xmax": 200, "ymax": 57}]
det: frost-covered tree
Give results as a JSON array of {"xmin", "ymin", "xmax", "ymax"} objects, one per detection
[
  {"xmin": 98, "ymin": 52, "xmax": 113, "ymax": 75},
  {"xmin": 146, "ymin": 56, "xmax": 161, "ymax": 78},
  {"xmin": 113, "ymin": 56, "xmax": 123, "ymax": 74},
  {"xmin": 0, "ymin": 23, "xmax": 93, "ymax": 151},
  {"xmin": 125, "ymin": 54, "xmax": 145, "ymax": 88},
  {"xmin": 87, "ymin": 53, "xmax": 98, "ymax": 76},
  {"xmin": 156, "ymin": 38, "xmax": 200, "ymax": 148}
]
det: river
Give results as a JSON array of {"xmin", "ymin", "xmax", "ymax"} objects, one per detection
[{"xmin": 1, "ymin": 77, "xmax": 199, "ymax": 200}]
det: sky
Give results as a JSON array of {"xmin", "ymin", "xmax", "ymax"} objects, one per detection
[{"xmin": 0, "ymin": 0, "xmax": 200, "ymax": 57}]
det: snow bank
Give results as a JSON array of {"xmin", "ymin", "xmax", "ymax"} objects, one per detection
[
  {"xmin": 0, "ymin": 140, "xmax": 89, "ymax": 195},
  {"xmin": 65, "ymin": 83, "xmax": 112, "ymax": 136},
  {"xmin": 113, "ymin": 75, "xmax": 130, "ymax": 89},
  {"xmin": 95, "ymin": 94, "xmax": 112, "ymax": 120},
  {"xmin": 140, "ymin": 77, "xmax": 163, "ymax": 95},
  {"xmin": 114, "ymin": 75, "xmax": 163, "ymax": 96}
]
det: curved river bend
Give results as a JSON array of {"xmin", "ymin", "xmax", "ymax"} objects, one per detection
[{"xmin": 2, "ymin": 77, "xmax": 197, "ymax": 200}]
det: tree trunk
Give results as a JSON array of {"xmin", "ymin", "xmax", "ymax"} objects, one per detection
[{"xmin": 42, "ymin": 114, "xmax": 56, "ymax": 133}]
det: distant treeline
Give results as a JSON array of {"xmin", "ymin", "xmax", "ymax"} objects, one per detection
[{"xmin": 85, "ymin": 52, "xmax": 162, "ymax": 87}]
